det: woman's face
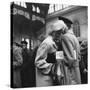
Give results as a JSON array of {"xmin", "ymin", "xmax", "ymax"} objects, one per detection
[
  {"xmin": 55, "ymin": 30, "xmax": 61, "ymax": 39},
  {"xmin": 53, "ymin": 30, "xmax": 62, "ymax": 45}
]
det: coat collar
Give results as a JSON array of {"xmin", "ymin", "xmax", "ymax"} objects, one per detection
[{"xmin": 67, "ymin": 29, "xmax": 74, "ymax": 35}]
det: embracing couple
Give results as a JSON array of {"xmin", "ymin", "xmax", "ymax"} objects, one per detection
[{"xmin": 35, "ymin": 16, "xmax": 81, "ymax": 87}]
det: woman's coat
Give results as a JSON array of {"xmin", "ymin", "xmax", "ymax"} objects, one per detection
[{"xmin": 35, "ymin": 36, "xmax": 57, "ymax": 87}]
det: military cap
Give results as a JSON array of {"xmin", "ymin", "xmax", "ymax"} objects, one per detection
[{"xmin": 21, "ymin": 40, "xmax": 27, "ymax": 45}]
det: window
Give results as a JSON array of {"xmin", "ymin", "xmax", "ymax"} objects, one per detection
[
  {"xmin": 48, "ymin": 4, "xmax": 54, "ymax": 14},
  {"xmin": 14, "ymin": 1, "xmax": 21, "ymax": 6},
  {"xmin": 63, "ymin": 4, "xmax": 70, "ymax": 8},
  {"xmin": 26, "ymin": 39, "xmax": 30, "ymax": 49},
  {"xmin": 32, "ymin": 5, "xmax": 36, "ymax": 12},
  {"xmin": 14, "ymin": 1, "xmax": 27, "ymax": 8},
  {"xmin": 22, "ymin": 38, "xmax": 24, "ymax": 41},
  {"xmin": 48, "ymin": 4, "xmax": 71, "ymax": 14},
  {"xmin": 37, "ymin": 7, "xmax": 40, "ymax": 13},
  {"xmin": 73, "ymin": 20, "xmax": 80, "ymax": 37}
]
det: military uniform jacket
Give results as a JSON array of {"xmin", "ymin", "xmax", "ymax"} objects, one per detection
[{"xmin": 61, "ymin": 30, "xmax": 81, "ymax": 84}]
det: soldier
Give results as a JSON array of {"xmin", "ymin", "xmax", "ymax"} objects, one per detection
[{"xmin": 59, "ymin": 16, "xmax": 81, "ymax": 85}]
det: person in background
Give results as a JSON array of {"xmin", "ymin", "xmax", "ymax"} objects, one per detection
[
  {"xmin": 20, "ymin": 40, "xmax": 30, "ymax": 87},
  {"xmin": 58, "ymin": 16, "xmax": 81, "ymax": 85},
  {"xmin": 21, "ymin": 40, "xmax": 36, "ymax": 87},
  {"xmin": 12, "ymin": 42, "xmax": 23, "ymax": 88},
  {"xmin": 21, "ymin": 40, "xmax": 29, "ymax": 68},
  {"xmin": 35, "ymin": 20, "xmax": 67, "ymax": 87},
  {"xmin": 80, "ymin": 40, "xmax": 88, "ymax": 84}
]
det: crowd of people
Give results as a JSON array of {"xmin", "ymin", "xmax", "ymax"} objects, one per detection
[
  {"xmin": 12, "ymin": 40, "xmax": 36, "ymax": 88},
  {"xmin": 12, "ymin": 16, "xmax": 88, "ymax": 88}
]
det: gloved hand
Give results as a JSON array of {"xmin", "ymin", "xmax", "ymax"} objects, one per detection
[{"xmin": 50, "ymin": 62, "xmax": 64, "ymax": 84}]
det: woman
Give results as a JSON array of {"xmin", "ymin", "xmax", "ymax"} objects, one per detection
[{"xmin": 35, "ymin": 20, "xmax": 67, "ymax": 87}]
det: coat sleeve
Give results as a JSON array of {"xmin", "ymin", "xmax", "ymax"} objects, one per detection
[
  {"xmin": 35, "ymin": 43, "xmax": 53, "ymax": 75},
  {"xmin": 61, "ymin": 35, "xmax": 75, "ymax": 65}
]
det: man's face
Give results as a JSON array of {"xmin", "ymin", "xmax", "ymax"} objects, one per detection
[{"xmin": 22, "ymin": 43, "xmax": 27, "ymax": 49}]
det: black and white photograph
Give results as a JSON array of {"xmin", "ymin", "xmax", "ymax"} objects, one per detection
[{"xmin": 10, "ymin": 1, "xmax": 88, "ymax": 88}]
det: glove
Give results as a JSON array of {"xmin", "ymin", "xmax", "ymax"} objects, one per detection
[{"xmin": 50, "ymin": 63, "xmax": 64, "ymax": 84}]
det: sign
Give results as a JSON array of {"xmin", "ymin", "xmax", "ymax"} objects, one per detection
[
  {"xmin": 56, "ymin": 51, "xmax": 64, "ymax": 60},
  {"xmin": 13, "ymin": 8, "xmax": 30, "ymax": 19},
  {"xmin": 13, "ymin": 8, "xmax": 45, "ymax": 24}
]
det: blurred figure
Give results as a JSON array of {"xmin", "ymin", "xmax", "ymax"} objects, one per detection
[
  {"xmin": 35, "ymin": 20, "xmax": 67, "ymax": 87},
  {"xmin": 80, "ymin": 40, "xmax": 88, "ymax": 84},
  {"xmin": 21, "ymin": 40, "xmax": 29, "ymax": 68},
  {"xmin": 20, "ymin": 40, "xmax": 30, "ymax": 87},
  {"xmin": 12, "ymin": 42, "xmax": 23, "ymax": 88},
  {"xmin": 59, "ymin": 16, "xmax": 81, "ymax": 85},
  {"xmin": 21, "ymin": 40, "xmax": 36, "ymax": 87}
]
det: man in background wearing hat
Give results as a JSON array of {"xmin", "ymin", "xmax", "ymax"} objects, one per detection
[
  {"xmin": 59, "ymin": 16, "xmax": 81, "ymax": 85},
  {"xmin": 35, "ymin": 20, "xmax": 67, "ymax": 87},
  {"xmin": 20, "ymin": 40, "xmax": 31, "ymax": 87},
  {"xmin": 21, "ymin": 40, "xmax": 36, "ymax": 87}
]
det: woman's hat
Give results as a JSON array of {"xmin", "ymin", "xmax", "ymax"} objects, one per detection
[
  {"xmin": 58, "ymin": 16, "xmax": 73, "ymax": 28},
  {"xmin": 50, "ymin": 20, "xmax": 67, "ymax": 32}
]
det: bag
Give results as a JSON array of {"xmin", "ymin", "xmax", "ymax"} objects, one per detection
[
  {"xmin": 52, "ymin": 62, "xmax": 64, "ymax": 85},
  {"xmin": 52, "ymin": 51, "xmax": 65, "ymax": 85}
]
